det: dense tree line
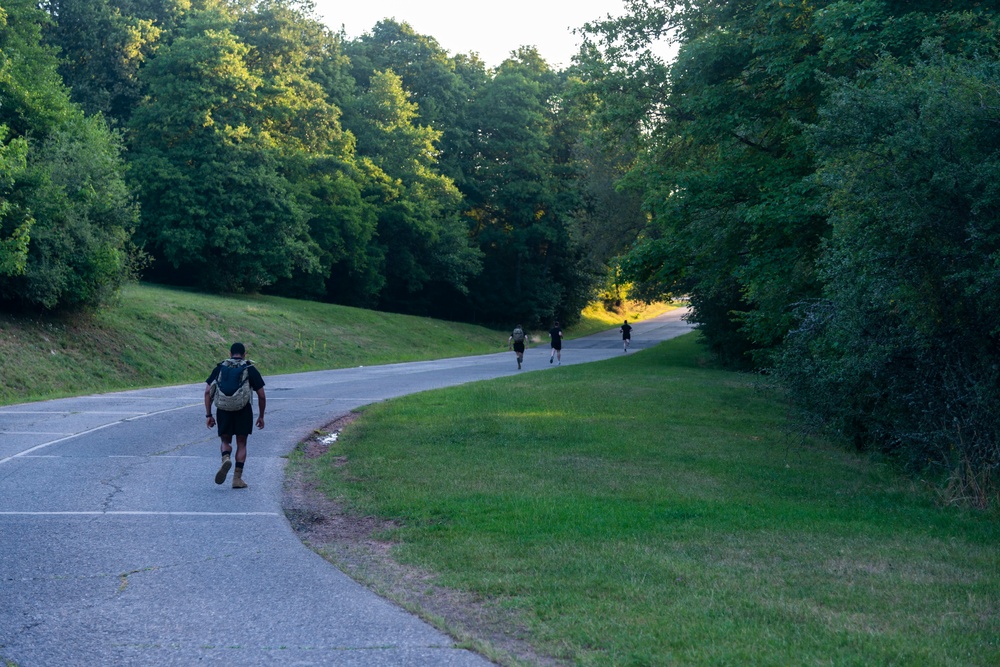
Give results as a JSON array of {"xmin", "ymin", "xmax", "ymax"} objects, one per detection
[
  {"xmin": 1, "ymin": 0, "xmax": 630, "ymax": 327},
  {"xmin": 581, "ymin": 0, "xmax": 1000, "ymax": 500}
]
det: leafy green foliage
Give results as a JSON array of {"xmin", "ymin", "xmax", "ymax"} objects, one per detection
[
  {"xmin": 582, "ymin": 0, "xmax": 1000, "ymax": 365},
  {"xmin": 344, "ymin": 19, "xmax": 478, "ymax": 187},
  {"xmin": 344, "ymin": 68, "xmax": 481, "ymax": 313},
  {"xmin": 461, "ymin": 49, "xmax": 594, "ymax": 327},
  {"xmin": 25, "ymin": 2, "xmax": 609, "ymax": 326},
  {"xmin": 582, "ymin": 1, "xmax": 1000, "ymax": 485},
  {"xmin": 0, "ymin": 126, "xmax": 31, "ymax": 277},
  {"xmin": 0, "ymin": 0, "xmax": 139, "ymax": 310},
  {"xmin": 41, "ymin": 0, "xmax": 163, "ymax": 125},
  {"xmin": 127, "ymin": 4, "xmax": 309, "ymax": 291},
  {"xmin": 778, "ymin": 48, "xmax": 1000, "ymax": 499}
]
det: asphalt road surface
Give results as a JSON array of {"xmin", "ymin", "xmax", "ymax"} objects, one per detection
[{"xmin": 0, "ymin": 309, "xmax": 692, "ymax": 666}]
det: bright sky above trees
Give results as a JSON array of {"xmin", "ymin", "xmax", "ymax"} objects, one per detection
[{"xmin": 311, "ymin": 0, "xmax": 630, "ymax": 68}]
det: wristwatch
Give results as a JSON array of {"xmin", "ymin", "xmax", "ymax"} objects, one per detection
[{"xmin": 206, "ymin": 414, "xmax": 213, "ymax": 418}]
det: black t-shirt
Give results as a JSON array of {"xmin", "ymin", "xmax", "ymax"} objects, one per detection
[
  {"xmin": 621, "ymin": 323, "xmax": 632, "ymax": 338},
  {"xmin": 206, "ymin": 360, "xmax": 265, "ymax": 391},
  {"xmin": 549, "ymin": 327, "xmax": 562, "ymax": 348}
]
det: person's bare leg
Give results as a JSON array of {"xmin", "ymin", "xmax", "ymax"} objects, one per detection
[
  {"xmin": 232, "ymin": 435, "xmax": 249, "ymax": 489},
  {"xmin": 215, "ymin": 436, "xmax": 233, "ymax": 485}
]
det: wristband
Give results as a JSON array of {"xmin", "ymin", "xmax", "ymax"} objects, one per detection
[{"xmin": 206, "ymin": 414, "xmax": 213, "ymax": 418}]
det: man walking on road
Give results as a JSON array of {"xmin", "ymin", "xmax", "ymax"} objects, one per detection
[
  {"xmin": 205, "ymin": 342, "xmax": 266, "ymax": 489},
  {"xmin": 620, "ymin": 319, "xmax": 632, "ymax": 353},
  {"xmin": 549, "ymin": 321, "xmax": 563, "ymax": 365},
  {"xmin": 509, "ymin": 324, "xmax": 527, "ymax": 369}
]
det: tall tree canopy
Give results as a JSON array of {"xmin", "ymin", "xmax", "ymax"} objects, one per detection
[
  {"xmin": 460, "ymin": 48, "xmax": 593, "ymax": 326},
  {"xmin": 344, "ymin": 67, "xmax": 480, "ymax": 314},
  {"xmin": 583, "ymin": 0, "xmax": 1000, "ymax": 365},
  {"xmin": 582, "ymin": 0, "xmax": 1000, "ymax": 487},
  {"xmin": 0, "ymin": 0, "xmax": 138, "ymax": 310}
]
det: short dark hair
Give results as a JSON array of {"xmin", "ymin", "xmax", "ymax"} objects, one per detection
[{"xmin": 230, "ymin": 342, "xmax": 246, "ymax": 356}]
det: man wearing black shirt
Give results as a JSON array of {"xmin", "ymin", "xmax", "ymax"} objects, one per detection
[
  {"xmin": 204, "ymin": 342, "xmax": 266, "ymax": 489},
  {"xmin": 549, "ymin": 321, "xmax": 563, "ymax": 365},
  {"xmin": 620, "ymin": 319, "xmax": 632, "ymax": 353}
]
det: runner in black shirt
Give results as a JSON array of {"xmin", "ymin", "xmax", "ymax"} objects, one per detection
[
  {"xmin": 620, "ymin": 319, "xmax": 632, "ymax": 353},
  {"xmin": 549, "ymin": 321, "xmax": 562, "ymax": 365}
]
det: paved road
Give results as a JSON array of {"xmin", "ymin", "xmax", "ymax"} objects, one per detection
[{"xmin": 0, "ymin": 310, "xmax": 692, "ymax": 666}]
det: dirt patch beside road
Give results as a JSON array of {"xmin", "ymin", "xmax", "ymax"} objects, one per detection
[{"xmin": 281, "ymin": 413, "xmax": 565, "ymax": 667}]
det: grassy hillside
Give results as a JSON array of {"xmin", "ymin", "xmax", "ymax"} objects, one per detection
[
  {"xmin": 0, "ymin": 284, "xmax": 676, "ymax": 407},
  {"xmin": 0, "ymin": 283, "xmax": 510, "ymax": 406},
  {"xmin": 294, "ymin": 333, "xmax": 1000, "ymax": 666}
]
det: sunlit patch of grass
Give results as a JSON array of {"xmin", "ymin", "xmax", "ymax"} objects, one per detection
[{"xmin": 568, "ymin": 301, "xmax": 677, "ymax": 339}]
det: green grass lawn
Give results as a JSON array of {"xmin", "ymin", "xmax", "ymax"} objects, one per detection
[{"xmin": 297, "ymin": 333, "xmax": 1000, "ymax": 666}]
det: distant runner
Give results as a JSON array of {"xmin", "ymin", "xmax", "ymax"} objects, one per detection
[
  {"xmin": 509, "ymin": 324, "xmax": 527, "ymax": 369},
  {"xmin": 620, "ymin": 319, "xmax": 632, "ymax": 353},
  {"xmin": 549, "ymin": 321, "xmax": 563, "ymax": 365}
]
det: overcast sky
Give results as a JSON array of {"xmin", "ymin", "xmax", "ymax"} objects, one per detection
[{"xmin": 310, "ymin": 0, "xmax": 632, "ymax": 69}]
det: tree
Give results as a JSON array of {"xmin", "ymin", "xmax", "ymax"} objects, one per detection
[
  {"xmin": 461, "ymin": 48, "xmax": 591, "ymax": 326},
  {"xmin": 582, "ymin": 0, "xmax": 1000, "ymax": 366},
  {"xmin": 344, "ymin": 19, "xmax": 477, "ymax": 187},
  {"xmin": 0, "ymin": 0, "xmax": 139, "ymax": 311},
  {"xmin": 777, "ymin": 47, "xmax": 1000, "ymax": 497},
  {"xmin": 41, "ymin": 0, "xmax": 164, "ymax": 125},
  {"xmin": 344, "ymin": 68, "xmax": 480, "ymax": 314},
  {"xmin": 0, "ymin": 127, "xmax": 31, "ymax": 277},
  {"xmin": 127, "ymin": 3, "xmax": 314, "ymax": 291}
]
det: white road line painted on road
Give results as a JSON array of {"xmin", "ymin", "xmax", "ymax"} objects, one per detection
[
  {"xmin": 0, "ymin": 510, "xmax": 284, "ymax": 516},
  {"xmin": 103, "ymin": 455, "xmax": 206, "ymax": 459},
  {"xmin": 0, "ymin": 402, "xmax": 201, "ymax": 466},
  {"xmin": 1, "ymin": 411, "xmax": 139, "ymax": 415},
  {"xmin": 72, "ymin": 394, "xmax": 201, "ymax": 399},
  {"xmin": 1, "ymin": 431, "xmax": 74, "ymax": 435}
]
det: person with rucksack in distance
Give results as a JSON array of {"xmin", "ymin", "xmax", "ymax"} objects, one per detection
[
  {"xmin": 509, "ymin": 324, "xmax": 527, "ymax": 369},
  {"xmin": 549, "ymin": 321, "xmax": 563, "ymax": 365},
  {"xmin": 620, "ymin": 319, "xmax": 632, "ymax": 353},
  {"xmin": 204, "ymin": 342, "xmax": 266, "ymax": 489}
]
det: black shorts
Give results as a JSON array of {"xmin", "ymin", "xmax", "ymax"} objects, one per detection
[
  {"xmin": 513, "ymin": 341, "xmax": 525, "ymax": 353},
  {"xmin": 551, "ymin": 341, "xmax": 562, "ymax": 351},
  {"xmin": 216, "ymin": 403, "xmax": 254, "ymax": 436},
  {"xmin": 623, "ymin": 334, "xmax": 631, "ymax": 340}
]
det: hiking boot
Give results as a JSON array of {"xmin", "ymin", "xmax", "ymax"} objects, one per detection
[
  {"xmin": 215, "ymin": 454, "xmax": 232, "ymax": 485},
  {"xmin": 232, "ymin": 468, "xmax": 248, "ymax": 489}
]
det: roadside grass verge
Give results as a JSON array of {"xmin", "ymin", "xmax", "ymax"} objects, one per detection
[
  {"xmin": 300, "ymin": 333, "xmax": 1000, "ymax": 666},
  {"xmin": 0, "ymin": 283, "xmax": 507, "ymax": 406}
]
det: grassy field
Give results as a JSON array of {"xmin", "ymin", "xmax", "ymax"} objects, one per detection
[{"xmin": 294, "ymin": 333, "xmax": 1000, "ymax": 667}]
